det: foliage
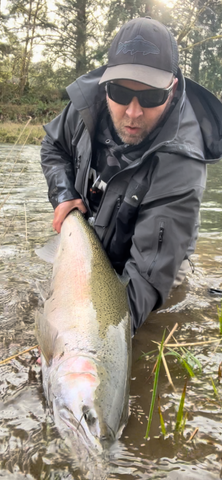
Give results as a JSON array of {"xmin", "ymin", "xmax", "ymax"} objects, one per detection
[
  {"xmin": 141, "ymin": 325, "xmax": 222, "ymax": 440},
  {"xmin": 0, "ymin": 0, "xmax": 221, "ymax": 104},
  {"xmin": 0, "ymin": 100, "xmax": 68, "ymax": 123},
  {"xmin": 4, "ymin": 0, "xmax": 54, "ymax": 97}
]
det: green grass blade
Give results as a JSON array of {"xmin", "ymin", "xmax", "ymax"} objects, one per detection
[
  {"xmin": 158, "ymin": 395, "xmax": 166, "ymax": 436},
  {"xmin": 217, "ymin": 303, "xmax": 222, "ymax": 335},
  {"xmin": 137, "ymin": 349, "xmax": 158, "ymax": 360},
  {"xmin": 210, "ymin": 376, "xmax": 219, "ymax": 398},
  {"xmin": 165, "ymin": 349, "xmax": 181, "ymax": 358},
  {"xmin": 175, "ymin": 380, "xmax": 187, "ymax": 432},
  {"xmin": 183, "ymin": 348, "xmax": 202, "ymax": 373},
  {"xmin": 165, "ymin": 349, "xmax": 195, "ymax": 377},
  {"xmin": 180, "ymin": 358, "xmax": 195, "ymax": 377},
  {"xmin": 180, "ymin": 411, "xmax": 188, "ymax": 433},
  {"xmin": 145, "ymin": 330, "xmax": 166, "ymax": 440}
]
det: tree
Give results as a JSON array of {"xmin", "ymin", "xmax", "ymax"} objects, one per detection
[
  {"xmin": 45, "ymin": 0, "xmax": 106, "ymax": 79},
  {"xmin": 1, "ymin": 0, "xmax": 222, "ymax": 101},
  {"xmin": 8, "ymin": 0, "xmax": 53, "ymax": 97}
]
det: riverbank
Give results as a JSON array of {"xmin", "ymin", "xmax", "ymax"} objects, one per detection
[
  {"xmin": 0, "ymin": 100, "xmax": 67, "ymax": 145},
  {"xmin": 0, "ymin": 122, "xmax": 45, "ymax": 145}
]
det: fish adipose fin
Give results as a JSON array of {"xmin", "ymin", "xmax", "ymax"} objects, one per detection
[{"xmin": 35, "ymin": 234, "xmax": 61, "ymax": 264}]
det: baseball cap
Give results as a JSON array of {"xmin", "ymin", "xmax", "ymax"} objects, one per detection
[{"xmin": 99, "ymin": 17, "xmax": 179, "ymax": 89}]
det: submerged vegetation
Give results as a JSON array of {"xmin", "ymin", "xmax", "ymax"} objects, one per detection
[{"xmin": 143, "ymin": 312, "xmax": 222, "ymax": 442}]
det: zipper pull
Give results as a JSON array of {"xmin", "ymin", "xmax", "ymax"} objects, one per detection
[{"xmin": 158, "ymin": 225, "xmax": 164, "ymax": 243}]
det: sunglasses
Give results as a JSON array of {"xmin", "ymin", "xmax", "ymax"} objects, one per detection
[{"xmin": 106, "ymin": 81, "xmax": 174, "ymax": 108}]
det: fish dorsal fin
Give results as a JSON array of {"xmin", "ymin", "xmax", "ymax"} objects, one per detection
[{"xmin": 35, "ymin": 234, "xmax": 61, "ymax": 264}]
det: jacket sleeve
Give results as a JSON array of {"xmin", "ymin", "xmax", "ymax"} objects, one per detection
[
  {"xmin": 41, "ymin": 102, "xmax": 82, "ymax": 209},
  {"xmin": 124, "ymin": 153, "xmax": 207, "ymax": 334}
]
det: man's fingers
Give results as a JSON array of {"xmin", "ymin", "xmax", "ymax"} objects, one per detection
[{"xmin": 53, "ymin": 200, "xmax": 87, "ymax": 233}]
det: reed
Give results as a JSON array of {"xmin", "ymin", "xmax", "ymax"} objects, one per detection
[
  {"xmin": 145, "ymin": 330, "xmax": 165, "ymax": 439},
  {"xmin": 175, "ymin": 380, "xmax": 188, "ymax": 433},
  {"xmin": 158, "ymin": 395, "xmax": 166, "ymax": 436},
  {"xmin": 217, "ymin": 302, "xmax": 222, "ymax": 334},
  {"xmin": 210, "ymin": 376, "xmax": 219, "ymax": 398},
  {"xmin": 0, "ymin": 345, "xmax": 39, "ymax": 365}
]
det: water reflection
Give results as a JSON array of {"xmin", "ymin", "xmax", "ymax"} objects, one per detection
[{"xmin": 0, "ymin": 144, "xmax": 222, "ymax": 479}]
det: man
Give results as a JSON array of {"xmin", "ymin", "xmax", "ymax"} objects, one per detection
[{"xmin": 41, "ymin": 17, "xmax": 222, "ymax": 334}]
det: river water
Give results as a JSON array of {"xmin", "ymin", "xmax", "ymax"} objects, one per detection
[{"xmin": 0, "ymin": 144, "xmax": 222, "ymax": 480}]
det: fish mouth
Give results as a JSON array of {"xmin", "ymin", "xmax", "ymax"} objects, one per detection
[{"xmin": 59, "ymin": 406, "xmax": 115, "ymax": 450}]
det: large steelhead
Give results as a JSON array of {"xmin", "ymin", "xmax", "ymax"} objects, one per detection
[{"xmin": 35, "ymin": 210, "xmax": 131, "ymax": 453}]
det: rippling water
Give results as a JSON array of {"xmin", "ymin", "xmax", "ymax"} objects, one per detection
[{"xmin": 0, "ymin": 144, "xmax": 222, "ymax": 479}]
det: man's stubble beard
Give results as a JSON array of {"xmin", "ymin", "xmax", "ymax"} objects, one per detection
[
  {"xmin": 107, "ymin": 104, "xmax": 148, "ymax": 145},
  {"xmin": 107, "ymin": 96, "xmax": 173, "ymax": 146}
]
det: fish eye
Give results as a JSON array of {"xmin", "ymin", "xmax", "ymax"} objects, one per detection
[{"xmin": 82, "ymin": 407, "xmax": 97, "ymax": 426}]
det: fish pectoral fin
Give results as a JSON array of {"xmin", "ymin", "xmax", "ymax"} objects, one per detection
[
  {"xmin": 35, "ymin": 234, "xmax": 61, "ymax": 264},
  {"xmin": 35, "ymin": 310, "xmax": 54, "ymax": 365}
]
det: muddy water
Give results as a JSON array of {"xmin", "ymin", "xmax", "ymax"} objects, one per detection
[{"xmin": 0, "ymin": 144, "xmax": 222, "ymax": 480}]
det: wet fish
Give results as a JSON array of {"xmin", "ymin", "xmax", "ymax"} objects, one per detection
[{"xmin": 35, "ymin": 209, "xmax": 131, "ymax": 454}]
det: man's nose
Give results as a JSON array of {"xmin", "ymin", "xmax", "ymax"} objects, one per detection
[{"xmin": 125, "ymin": 96, "xmax": 143, "ymax": 119}]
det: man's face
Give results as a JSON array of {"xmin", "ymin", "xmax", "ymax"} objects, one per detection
[{"xmin": 106, "ymin": 78, "xmax": 177, "ymax": 145}]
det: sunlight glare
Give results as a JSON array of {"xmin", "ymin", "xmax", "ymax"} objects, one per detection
[{"xmin": 160, "ymin": 0, "xmax": 177, "ymax": 7}]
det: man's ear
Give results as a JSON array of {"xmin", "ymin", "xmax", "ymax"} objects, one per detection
[{"xmin": 172, "ymin": 77, "xmax": 178, "ymax": 95}]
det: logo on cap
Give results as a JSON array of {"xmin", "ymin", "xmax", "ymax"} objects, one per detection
[{"xmin": 116, "ymin": 35, "xmax": 160, "ymax": 56}]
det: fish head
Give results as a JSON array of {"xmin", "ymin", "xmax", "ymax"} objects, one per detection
[{"xmin": 48, "ymin": 355, "xmax": 116, "ymax": 452}]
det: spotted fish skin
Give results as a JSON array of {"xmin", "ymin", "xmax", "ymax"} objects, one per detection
[
  {"xmin": 35, "ymin": 210, "xmax": 132, "ymax": 453},
  {"xmin": 116, "ymin": 35, "xmax": 160, "ymax": 55}
]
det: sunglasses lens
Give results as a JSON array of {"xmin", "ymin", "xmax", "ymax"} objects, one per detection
[
  {"xmin": 107, "ymin": 83, "xmax": 132, "ymax": 105},
  {"xmin": 107, "ymin": 83, "xmax": 171, "ymax": 108},
  {"xmin": 140, "ymin": 90, "xmax": 167, "ymax": 108}
]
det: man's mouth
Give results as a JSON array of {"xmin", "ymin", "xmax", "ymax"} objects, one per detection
[{"xmin": 125, "ymin": 126, "xmax": 141, "ymax": 134}]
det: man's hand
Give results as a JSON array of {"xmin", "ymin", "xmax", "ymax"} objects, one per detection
[{"xmin": 53, "ymin": 199, "xmax": 87, "ymax": 233}]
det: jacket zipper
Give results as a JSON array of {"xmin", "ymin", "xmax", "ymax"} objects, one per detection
[
  {"xmin": 148, "ymin": 222, "xmax": 165, "ymax": 277},
  {"xmin": 102, "ymin": 196, "xmax": 122, "ymax": 247}
]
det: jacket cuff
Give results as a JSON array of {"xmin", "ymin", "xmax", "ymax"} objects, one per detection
[
  {"xmin": 124, "ymin": 263, "xmax": 159, "ymax": 334},
  {"xmin": 50, "ymin": 188, "xmax": 81, "ymax": 209}
]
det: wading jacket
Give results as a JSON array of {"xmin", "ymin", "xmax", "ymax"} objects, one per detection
[{"xmin": 41, "ymin": 66, "xmax": 222, "ymax": 333}]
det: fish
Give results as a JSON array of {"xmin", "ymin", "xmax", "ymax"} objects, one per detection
[
  {"xmin": 35, "ymin": 209, "xmax": 132, "ymax": 455},
  {"xmin": 116, "ymin": 35, "xmax": 160, "ymax": 56}
]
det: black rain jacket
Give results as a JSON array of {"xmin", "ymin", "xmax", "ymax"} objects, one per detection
[{"xmin": 41, "ymin": 66, "xmax": 222, "ymax": 333}]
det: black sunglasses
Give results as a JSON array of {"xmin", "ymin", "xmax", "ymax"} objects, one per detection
[{"xmin": 106, "ymin": 81, "xmax": 174, "ymax": 108}]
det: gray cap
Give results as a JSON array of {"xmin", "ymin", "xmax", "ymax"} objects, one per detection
[{"xmin": 99, "ymin": 17, "xmax": 179, "ymax": 88}]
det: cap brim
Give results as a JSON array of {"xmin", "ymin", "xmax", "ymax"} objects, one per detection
[{"xmin": 99, "ymin": 64, "xmax": 173, "ymax": 89}]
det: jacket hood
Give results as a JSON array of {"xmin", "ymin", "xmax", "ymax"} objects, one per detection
[
  {"xmin": 66, "ymin": 66, "xmax": 107, "ymax": 139},
  {"xmin": 185, "ymin": 77, "xmax": 222, "ymax": 161},
  {"xmin": 67, "ymin": 66, "xmax": 222, "ymax": 163}
]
